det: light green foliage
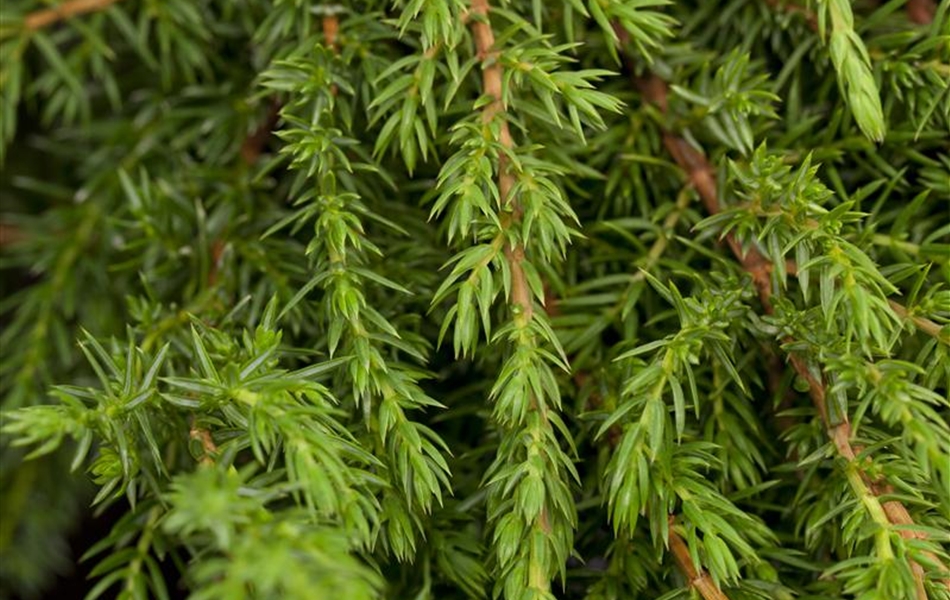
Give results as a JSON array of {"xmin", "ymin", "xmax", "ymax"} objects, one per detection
[
  {"xmin": 1, "ymin": 1, "xmax": 948, "ymax": 600},
  {"xmin": 163, "ymin": 469, "xmax": 385, "ymax": 600},
  {"xmin": 815, "ymin": 0, "xmax": 887, "ymax": 142}
]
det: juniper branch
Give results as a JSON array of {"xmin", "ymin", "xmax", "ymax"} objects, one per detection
[
  {"xmin": 467, "ymin": 0, "xmax": 531, "ymax": 323},
  {"xmin": 23, "ymin": 0, "xmax": 123, "ymax": 30},
  {"xmin": 669, "ymin": 516, "xmax": 731, "ymax": 600},
  {"xmin": 887, "ymin": 299, "xmax": 949, "ymax": 344},
  {"xmin": 188, "ymin": 420, "xmax": 218, "ymax": 466},
  {"xmin": 468, "ymin": 0, "xmax": 553, "ymax": 589},
  {"xmin": 2, "ymin": 0, "xmax": 946, "ymax": 597},
  {"xmin": 590, "ymin": 369, "xmax": 731, "ymax": 600},
  {"xmin": 635, "ymin": 71, "xmax": 948, "ymax": 598}
]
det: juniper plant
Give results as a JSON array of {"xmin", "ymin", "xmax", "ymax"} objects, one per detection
[{"xmin": 1, "ymin": 1, "xmax": 948, "ymax": 599}]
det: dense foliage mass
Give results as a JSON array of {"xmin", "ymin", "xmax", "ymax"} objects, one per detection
[{"xmin": 1, "ymin": 0, "xmax": 948, "ymax": 599}]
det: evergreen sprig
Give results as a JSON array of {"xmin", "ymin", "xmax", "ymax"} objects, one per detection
[{"xmin": 1, "ymin": 1, "xmax": 947, "ymax": 599}]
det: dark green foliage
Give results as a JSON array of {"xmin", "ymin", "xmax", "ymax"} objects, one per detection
[{"xmin": 1, "ymin": 1, "xmax": 948, "ymax": 600}]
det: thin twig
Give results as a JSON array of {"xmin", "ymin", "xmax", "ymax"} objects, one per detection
[
  {"xmin": 888, "ymin": 299, "xmax": 948, "ymax": 343},
  {"xmin": 467, "ymin": 0, "xmax": 533, "ymax": 349},
  {"xmin": 568, "ymin": 188, "xmax": 720, "ymax": 596},
  {"xmin": 239, "ymin": 98, "xmax": 281, "ymax": 166},
  {"xmin": 24, "ymin": 0, "xmax": 122, "ymax": 30},
  {"xmin": 0, "ymin": 223, "xmax": 24, "ymax": 248},
  {"xmin": 583, "ymin": 370, "xmax": 727, "ymax": 598},
  {"xmin": 467, "ymin": 0, "xmax": 530, "ymax": 326},
  {"xmin": 783, "ymin": 261, "xmax": 946, "ymax": 344},
  {"xmin": 635, "ymin": 72, "xmax": 946, "ymax": 599},
  {"xmin": 906, "ymin": 0, "xmax": 937, "ymax": 24},
  {"xmin": 588, "ymin": 381, "xmax": 730, "ymax": 599},
  {"xmin": 668, "ymin": 516, "xmax": 731, "ymax": 600},
  {"xmin": 468, "ymin": 0, "xmax": 554, "ymax": 590},
  {"xmin": 322, "ymin": 13, "xmax": 340, "ymax": 97},
  {"xmin": 211, "ymin": 99, "xmax": 282, "ymax": 286},
  {"xmin": 322, "ymin": 13, "xmax": 340, "ymax": 51}
]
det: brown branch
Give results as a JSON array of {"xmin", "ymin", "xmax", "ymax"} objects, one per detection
[
  {"xmin": 906, "ymin": 0, "xmax": 937, "ymax": 24},
  {"xmin": 467, "ymin": 0, "xmax": 532, "ymax": 327},
  {"xmin": 206, "ymin": 238, "xmax": 226, "ymax": 287},
  {"xmin": 669, "ymin": 516, "xmax": 731, "ymax": 600},
  {"xmin": 888, "ymin": 299, "xmax": 948, "ymax": 343},
  {"xmin": 635, "ymin": 72, "xmax": 946, "ymax": 598},
  {"xmin": 468, "ymin": 0, "xmax": 532, "ymax": 323},
  {"xmin": 468, "ymin": 2, "xmax": 554, "ymax": 593},
  {"xmin": 781, "ymin": 263, "xmax": 944, "ymax": 343},
  {"xmin": 239, "ymin": 99, "xmax": 281, "ymax": 166},
  {"xmin": 322, "ymin": 13, "xmax": 340, "ymax": 51},
  {"xmin": 189, "ymin": 421, "xmax": 218, "ymax": 466},
  {"xmin": 24, "ymin": 0, "xmax": 122, "ymax": 30},
  {"xmin": 322, "ymin": 13, "xmax": 341, "ymax": 97},
  {"xmin": 0, "ymin": 223, "xmax": 25, "ymax": 248},
  {"xmin": 587, "ymin": 412, "xmax": 727, "ymax": 598}
]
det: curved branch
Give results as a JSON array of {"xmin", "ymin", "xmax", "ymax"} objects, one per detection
[
  {"xmin": 634, "ymin": 72, "xmax": 947, "ymax": 599},
  {"xmin": 24, "ymin": 0, "xmax": 122, "ymax": 30},
  {"xmin": 669, "ymin": 517, "xmax": 731, "ymax": 600},
  {"xmin": 888, "ymin": 299, "xmax": 948, "ymax": 344}
]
